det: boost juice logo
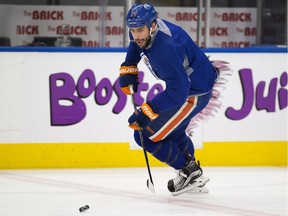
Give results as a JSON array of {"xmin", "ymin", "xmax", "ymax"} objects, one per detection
[
  {"xmin": 226, "ymin": 70, "xmax": 287, "ymax": 120},
  {"xmin": 49, "ymin": 69, "xmax": 163, "ymax": 126},
  {"xmin": 49, "ymin": 68, "xmax": 287, "ymax": 126}
]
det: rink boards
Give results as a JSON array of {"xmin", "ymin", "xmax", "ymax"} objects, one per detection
[{"xmin": 0, "ymin": 47, "xmax": 287, "ymax": 168}]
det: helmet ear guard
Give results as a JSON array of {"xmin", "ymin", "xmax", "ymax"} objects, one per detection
[{"xmin": 126, "ymin": 3, "xmax": 157, "ymax": 29}]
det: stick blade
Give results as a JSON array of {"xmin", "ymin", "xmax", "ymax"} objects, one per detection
[{"xmin": 147, "ymin": 179, "xmax": 155, "ymax": 194}]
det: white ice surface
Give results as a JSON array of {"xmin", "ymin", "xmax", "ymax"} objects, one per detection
[{"xmin": 0, "ymin": 167, "xmax": 287, "ymax": 216}]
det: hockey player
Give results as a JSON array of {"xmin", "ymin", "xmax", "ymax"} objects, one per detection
[{"xmin": 119, "ymin": 3, "xmax": 218, "ymax": 195}]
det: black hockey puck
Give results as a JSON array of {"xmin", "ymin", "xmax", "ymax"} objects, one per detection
[{"xmin": 79, "ymin": 205, "xmax": 89, "ymax": 212}]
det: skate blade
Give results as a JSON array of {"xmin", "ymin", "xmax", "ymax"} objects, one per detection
[
  {"xmin": 171, "ymin": 175, "xmax": 210, "ymax": 196},
  {"xmin": 187, "ymin": 185, "xmax": 209, "ymax": 193}
]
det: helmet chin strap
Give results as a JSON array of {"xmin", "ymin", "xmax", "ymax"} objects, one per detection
[
  {"xmin": 149, "ymin": 27, "xmax": 153, "ymax": 37},
  {"xmin": 146, "ymin": 24, "xmax": 158, "ymax": 48}
]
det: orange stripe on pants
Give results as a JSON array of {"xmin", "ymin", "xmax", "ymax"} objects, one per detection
[{"xmin": 150, "ymin": 97, "xmax": 197, "ymax": 142}]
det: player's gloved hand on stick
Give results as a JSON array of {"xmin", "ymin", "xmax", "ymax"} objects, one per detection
[
  {"xmin": 119, "ymin": 62, "xmax": 139, "ymax": 95},
  {"xmin": 128, "ymin": 102, "xmax": 159, "ymax": 130}
]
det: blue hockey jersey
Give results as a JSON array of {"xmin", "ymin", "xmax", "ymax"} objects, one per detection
[{"xmin": 124, "ymin": 18, "xmax": 218, "ymax": 112}]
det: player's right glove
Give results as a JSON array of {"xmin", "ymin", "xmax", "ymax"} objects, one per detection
[
  {"xmin": 128, "ymin": 102, "xmax": 159, "ymax": 130},
  {"xmin": 119, "ymin": 62, "xmax": 139, "ymax": 95}
]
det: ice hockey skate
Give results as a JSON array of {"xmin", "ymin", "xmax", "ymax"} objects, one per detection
[{"xmin": 167, "ymin": 159, "xmax": 209, "ymax": 196}]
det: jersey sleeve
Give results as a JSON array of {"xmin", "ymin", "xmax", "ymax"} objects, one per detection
[{"xmin": 123, "ymin": 41, "xmax": 142, "ymax": 65}]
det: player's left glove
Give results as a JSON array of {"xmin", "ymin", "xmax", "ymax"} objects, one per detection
[{"xmin": 128, "ymin": 102, "xmax": 159, "ymax": 130}]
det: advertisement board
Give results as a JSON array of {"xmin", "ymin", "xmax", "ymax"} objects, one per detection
[
  {"xmin": 0, "ymin": 5, "xmax": 256, "ymax": 48},
  {"xmin": 0, "ymin": 49, "xmax": 286, "ymax": 168}
]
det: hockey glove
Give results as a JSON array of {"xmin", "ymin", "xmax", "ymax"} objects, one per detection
[
  {"xmin": 119, "ymin": 63, "xmax": 139, "ymax": 95},
  {"xmin": 128, "ymin": 102, "xmax": 159, "ymax": 130}
]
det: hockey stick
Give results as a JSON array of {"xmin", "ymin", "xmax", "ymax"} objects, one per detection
[{"xmin": 131, "ymin": 93, "xmax": 155, "ymax": 194}]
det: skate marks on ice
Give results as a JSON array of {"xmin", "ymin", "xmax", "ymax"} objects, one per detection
[{"xmin": 0, "ymin": 167, "xmax": 286, "ymax": 216}]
